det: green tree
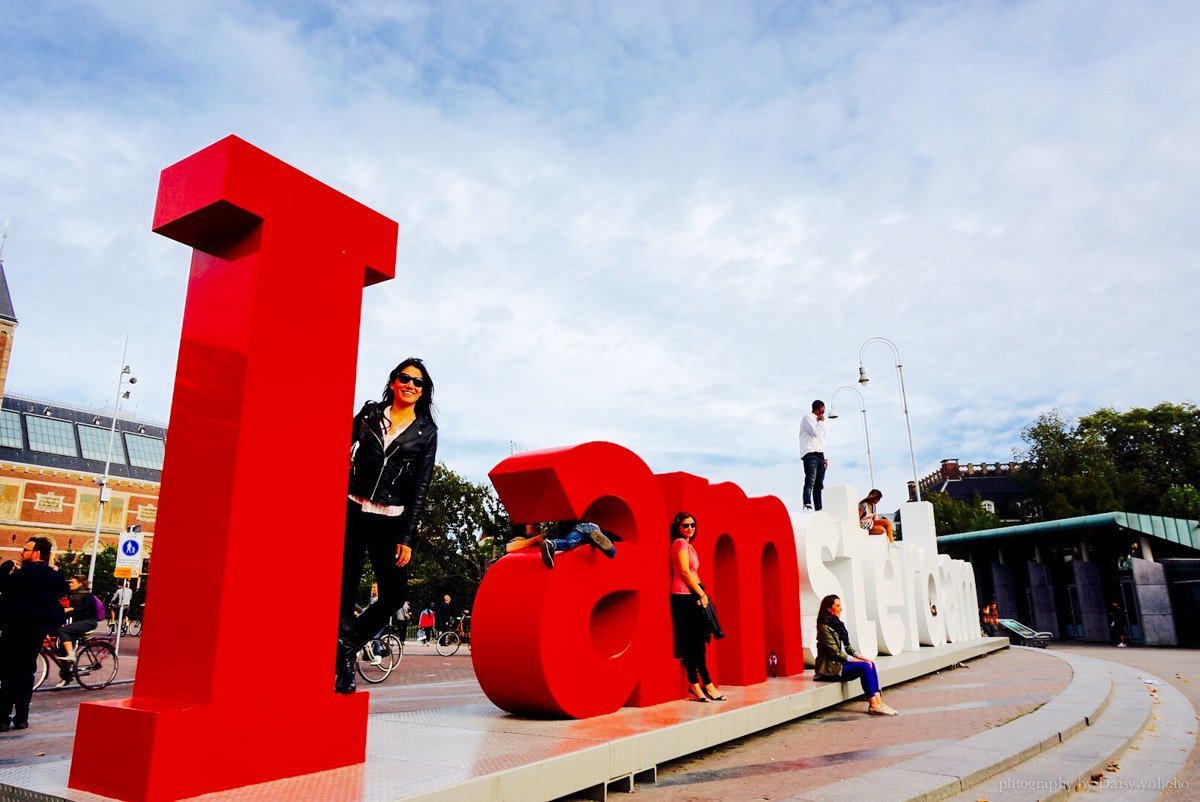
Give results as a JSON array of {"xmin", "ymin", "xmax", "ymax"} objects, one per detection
[
  {"xmin": 1161, "ymin": 484, "xmax": 1200, "ymax": 520},
  {"xmin": 404, "ymin": 463, "xmax": 508, "ymax": 614},
  {"xmin": 926, "ymin": 491, "xmax": 1001, "ymax": 536},
  {"xmin": 1018, "ymin": 403, "xmax": 1200, "ymax": 519}
]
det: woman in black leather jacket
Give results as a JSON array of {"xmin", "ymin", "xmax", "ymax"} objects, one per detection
[{"xmin": 336, "ymin": 358, "xmax": 438, "ymax": 693}]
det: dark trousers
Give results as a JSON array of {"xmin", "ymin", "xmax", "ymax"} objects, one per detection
[
  {"xmin": 841, "ymin": 660, "xmax": 881, "ymax": 698},
  {"xmin": 0, "ymin": 627, "xmax": 46, "ymax": 725},
  {"xmin": 339, "ymin": 501, "xmax": 410, "ymax": 650},
  {"xmin": 670, "ymin": 594, "xmax": 712, "ymax": 686},
  {"xmin": 802, "ymin": 452, "xmax": 826, "ymax": 509}
]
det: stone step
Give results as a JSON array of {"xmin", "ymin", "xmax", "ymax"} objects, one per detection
[
  {"xmin": 941, "ymin": 654, "xmax": 1155, "ymax": 802},
  {"xmin": 791, "ymin": 648, "xmax": 1140, "ymax": 802},
  {"xmin": 1057, "ymin": 668, "xmax": 1195, "ymax": 801}
]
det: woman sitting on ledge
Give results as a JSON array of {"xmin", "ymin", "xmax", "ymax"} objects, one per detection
[
  {"xmin": 858, "ymin": 489, "xmax": 895, "ymax": 542},
  {"xmin": 813, "ymin": 594, "xmax": 898, "ymax": 716}
]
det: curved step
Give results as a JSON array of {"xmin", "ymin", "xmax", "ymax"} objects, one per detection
[
  {"xmin": 793, "ymin": 648, "xmax": 1143, "ymax": 802},
  {"xmin": 942, "ymin": 655, "xmax": 1157, "ymax": 801}
]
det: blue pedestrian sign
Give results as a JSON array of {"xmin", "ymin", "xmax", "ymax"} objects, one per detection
[{"xmin": 116, "ymin": 527, "xmax": 145, "ymax": 578}]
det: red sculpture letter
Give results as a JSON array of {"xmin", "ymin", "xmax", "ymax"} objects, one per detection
[
  {"xmin": 69, "ymin": 136, "xmax": 398, "ymax": 801},
  {"xmin": 473, "ymin": 442, "xmax": 678, "ymax": 717}
]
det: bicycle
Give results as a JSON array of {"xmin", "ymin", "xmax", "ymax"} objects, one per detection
[
  {"xmin": 33, "ymin": 633, "xmax": 119, "ymax": 691},
  {"xmin": 436, "ymin": 612, "xmax": 471, "ymax": 656},
  {"xmin": 106, "ymin": 614, "xmax": 141, "ymax": 637},
  {"xmin": 356, "ymin": 623, "xmax": 404, "ymax": 684}
]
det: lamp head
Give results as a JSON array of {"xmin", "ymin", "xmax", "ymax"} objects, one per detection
[
  {"xmin": 858, "ymin": 365, "xmax": 869, "ymax": 386},
  {"xmin": 128, "ymin": 376, "xmax": 137, "ymax": 385}
]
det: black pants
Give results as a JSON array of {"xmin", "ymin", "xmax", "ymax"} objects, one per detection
[
  {"xmin": 339, "ymin": 500, "xmax": 410, "ymax": 649},
  {"xmin": 0, "ymin": 627, "xmax": 46, "ymax": 725},
  {"xmin": 670, "ymin": 594, "xmax": 712, "ymax": 686}
]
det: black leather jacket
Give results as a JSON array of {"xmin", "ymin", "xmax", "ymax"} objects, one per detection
[{"xmin": 347, "ymin": 401, "xmax": 438, "ymax": 548}]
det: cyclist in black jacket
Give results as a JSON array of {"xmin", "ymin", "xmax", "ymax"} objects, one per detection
[
  {"xmin": 59, "ymin": 576, "xmax": 98, "ymax": 667},
  {"xmin": 335, "ymin": 358, "xmax": 438, "ymax": 693}
]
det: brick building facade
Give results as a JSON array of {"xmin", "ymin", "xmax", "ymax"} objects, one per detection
[{"xmin": 0, "ymin": 258, "xmax": 164, "ymax": 569}]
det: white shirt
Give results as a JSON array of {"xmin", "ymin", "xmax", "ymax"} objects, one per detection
[{"xmin": 799, "ymin": 412, "xmax": 825, "ymax": 456}]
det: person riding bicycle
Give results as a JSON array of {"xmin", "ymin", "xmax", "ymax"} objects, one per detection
[{"xmin": 57, "ymin": 576, "xmax": 98, "ymax": 683}]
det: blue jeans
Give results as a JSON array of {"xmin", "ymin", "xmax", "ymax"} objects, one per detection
[
  {"xmin": 548, "ymin": 522, "xmax": 600, "ymax": 553},
  {"xmin": 841, "ymin": 660, "xmax": 881, "ymax": 698},
  {"xmin": 802, "ymin": 452, "xmax": 826, "ymax": 509}
]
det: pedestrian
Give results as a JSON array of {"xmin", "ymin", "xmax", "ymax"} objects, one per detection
[
  {"xmin": 800, "ymin": 400, "xmax": 827, "ymax": 511},
  {"xmin": 813, "ymin": 594, "xmax": 898, "ymax": 716},
  {"xmin": 396, "ymin": 599, "xmax": 411, "ymax": 643},
  {"xmin": 669, "ymin": 511, "xmax": 725, "ymax": 703},
  {"xmin": 435, "ymin": 594, "xmax": 453, "ymax": 634},
  {"xmin": 1108, "ymin": 600, "xmax": 1128, "ymax": 647},
  {"xmin": 0, "ymin": 537, "xmax": 69, "ymax": 732},
  {"xmin": 56, "ymin": 576, "xmax": 99, "ymax": 685},
  {"xmin": 336, "ymin": 358, "xmax": 438, "ymax": 694},
  {"xmin": 858, "ymin": 489, "xmax": 894, "ymax": 542},
  {"xmin": 417, "ymin": 606, "xmax": 435, "ymax": 643},
  {"xmin": 981, "ymin": 601, "xmax": 1000, "ymax": 637}
]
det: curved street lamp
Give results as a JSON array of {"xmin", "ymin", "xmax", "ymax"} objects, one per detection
[
  {"xmin": 828, "ymin": 385, "xmax": 875, "ymax": 491},
  {"xmin": 857, "ymin": 336, "xmax": 921, "ymax": 501},
  {"xmin": 87, "ymin": 339, "xmax": 137, "ymax": 586}
]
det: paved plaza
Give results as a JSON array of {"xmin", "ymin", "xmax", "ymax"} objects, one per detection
[{"xmin": 0, "ymin": 639, "xmax": 1195, "ymax": 801}]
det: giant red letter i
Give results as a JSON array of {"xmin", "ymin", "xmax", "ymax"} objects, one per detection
[{"xmin": 68, "ymin": 137, "xmax": 398, "ymax": 802}]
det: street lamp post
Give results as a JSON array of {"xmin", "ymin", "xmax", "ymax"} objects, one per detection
[
  {"xmin": 857, "ymin": 336, "xmax": 921, "ymax": 501},
  {"xmin": 828, "ymin": 385, "xmax": 875, "ymax": 490},
  {"xmin": 86, "ymin": 341, "xmax": 137, "ymax": 587}
]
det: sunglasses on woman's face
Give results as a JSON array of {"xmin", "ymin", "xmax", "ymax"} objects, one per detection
[
  {"xmin": 680, "ymin": 522, "xmax": 696, "ymax": 529},
  {"xmin": 394, "ymin": 373, "xmax": 425, "ymax": 389}
]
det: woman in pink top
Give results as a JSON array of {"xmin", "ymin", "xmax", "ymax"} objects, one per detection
[{"xmin": 669, "ymin": 511, "xmax": 725, "ymax": 702}]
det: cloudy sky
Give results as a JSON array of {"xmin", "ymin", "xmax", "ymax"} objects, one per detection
[{"xmin": 1, "ymin": 1, "xmax": 1197, "ymax": 516}]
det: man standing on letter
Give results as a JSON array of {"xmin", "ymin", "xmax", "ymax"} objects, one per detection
[{"xmin": 800, "ymin": 399, "xmax": 827, "ymax": 511}]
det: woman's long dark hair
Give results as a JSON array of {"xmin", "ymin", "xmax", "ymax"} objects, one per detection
[
  {"xmin": 670, "ymin": 510, "xmax": 697, "ymax": 542},
  {"xmin": 381, "ymin": 357, "xmax": 435, "ymax": 422},
  {"xmin": 817, "ymin": 594, "xmax": 840, "ymax": 626},
  {"xmin": 858, "ymin": 488, "xmax": 882, "ymax": 506}
]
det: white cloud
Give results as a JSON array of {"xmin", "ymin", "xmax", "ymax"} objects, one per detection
[{"xmin": 1, "ymin": 0, "xmax": 1198, "ymax": 509}]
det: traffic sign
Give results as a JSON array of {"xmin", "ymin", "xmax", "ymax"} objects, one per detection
[{"xmin": 116, "ymin": 526, "xmax": 144, "ymax": 578}]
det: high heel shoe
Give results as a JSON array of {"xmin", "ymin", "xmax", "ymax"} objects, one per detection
[
  {"xmin": 687, "ymin": 686, "xmax": 709, "ymax": 703},
  {"xmin": 702, "ymin": 687, "xmax": 727, "ymax": 701}
]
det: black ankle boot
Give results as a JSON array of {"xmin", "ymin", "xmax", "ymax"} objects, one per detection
[{"xmin": 335, "ymin": 639, "xmax": 357, "ymax": 694}]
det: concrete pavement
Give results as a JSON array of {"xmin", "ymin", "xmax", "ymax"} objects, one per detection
[{"xmin": 0, "ymin": 640, "xmax": 1195, "ymax": 801}]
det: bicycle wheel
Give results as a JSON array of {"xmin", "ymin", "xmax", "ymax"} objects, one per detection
[
  {"xmin": 357, "ymin": 633, "xmax": 402, "ymax": 684},
  {"xmin": 33, "ymin": 651, "xmax": 50, "ymax": 691},
  {"xmin": 74, "ymin": 642, "xmax": 118, "ymax": 689},
  {"xmin": 435, "ymin": 631, "xmax": 460, "ymax": 656},
  {"xmin": 383, "ymin": 630, "xmax": 404, "ymax": 669},
  {"xmin": 127, "ymin": 618, "xmax": 142, "ymax": 636}
]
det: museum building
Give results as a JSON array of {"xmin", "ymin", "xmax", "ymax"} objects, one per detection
[{"xmin": 0, "ymin": 259, "xmax": 164, "ymax": 569}]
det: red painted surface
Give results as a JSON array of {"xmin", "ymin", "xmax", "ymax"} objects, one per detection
[
  {"xmin": 473, "ymin": 445, "xmax": 804, "ymax": 718},
  {"xmin": 68, "ymin": 136, "xmax": 397, "ymax": 802}
]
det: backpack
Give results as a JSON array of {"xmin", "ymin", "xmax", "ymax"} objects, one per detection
[{"xmin": 93, "ymin": 595, "xmax": 106, "ymax": 621}]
